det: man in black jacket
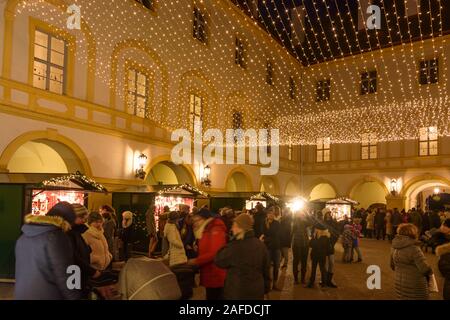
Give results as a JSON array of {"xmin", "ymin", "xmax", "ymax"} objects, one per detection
[
  {"xmin": 279, "ymin": 208, "xmax": 293, "ymax": 269},
  {"xmin": 215, "ymin": 214, "xmax": 270, "ymax": 299},
  {"xmin": 253, "ymin": 203, "xmax": 266, "ymax": 239},
  {"xmin": 261, "ymin": 209, "xmax": 282, "ymax": 291},
  {"xmin": 15, "ymin": 202, "xmax": 81, "ymax": 300},
  {"xmin": 374, "ymin": 209, "xmax": 386, "ymax": 240},
  {"xmin": 391, "ymin": 208, "xmax": 403, "ymax": 236},
  {"xmin": 67, "ymin": 204, "xmax": 100, "ymax": 298},
  {"xmin": 292, "ymin": 212, "xmax": 310, "ymax": 284},
  {"xmin": 307, "ymin": 224, "xmax": 331, "ymax": 288}
]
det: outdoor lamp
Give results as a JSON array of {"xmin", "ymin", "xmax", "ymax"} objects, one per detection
[
  {"xmin": 390, "ymin": 179, "xmax": 398, "ymax": 195},
  {"xmin": 135, "ymin": 153, "xmax": 148, "ymax": 180},
  {"xmin": 434, "ymin": 187, "xmax": 440, "ymax": 195},
  {"xmin": 201, "ymin": 164, "xmax": 211, "ymax": 187}
]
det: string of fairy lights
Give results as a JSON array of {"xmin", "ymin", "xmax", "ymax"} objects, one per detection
[{"xmin": 12, "ymin": 0, "xmax": 449, "ymax": 146}]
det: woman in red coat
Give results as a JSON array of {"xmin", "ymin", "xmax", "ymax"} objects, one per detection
[{"xmin": 188, "ymin": 208, "xmax": 227, "ymax": 300}]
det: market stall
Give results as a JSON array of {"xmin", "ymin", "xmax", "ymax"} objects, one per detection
[
  {"xmin": 154, "ymin": 183, "xmax": 209, "ymax": 215},
  {"xmin": 246, "ymin": 192, "xmax": 282, "ymax": 209},
  {"xmin": 27, "ymin": 171, "xmax": 108, "ymax": 215},
  {"xmin": 325, "ymin": 197, "xmax": 359, "ymax": 221}
]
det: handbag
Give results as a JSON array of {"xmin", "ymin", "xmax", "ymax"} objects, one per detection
[{"xmin": 428, "ymin": 274, "xmax": 439, "ymax": 293}]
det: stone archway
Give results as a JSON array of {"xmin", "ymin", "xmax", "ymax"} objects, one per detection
[
  {"xmin": 0, "ymin": 130, "xmax": 91, "ymax": 175},
  {"xmin": 401, "ymin": 175, "xmax": 450, "ymax": 210},
  {"xmin": 146, "ymin": 160, "xmax": 196, "ymax": 186},
  {"xmin": 349, "ymin": 177, "xmax": 388, "ymax": 209}
]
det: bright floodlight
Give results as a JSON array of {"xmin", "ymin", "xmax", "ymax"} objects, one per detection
[
  {"xmin": 289, "ymin": 197, "xmax": 305, "ymax": 212},
  {"xmin": 434, "ymin": 187, "xmax": 440, "ymax": 194}
]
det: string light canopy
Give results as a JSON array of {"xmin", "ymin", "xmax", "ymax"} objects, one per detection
[{"xmin": 14, "ymin": 0, "xmax": 449, "ymax": 145}]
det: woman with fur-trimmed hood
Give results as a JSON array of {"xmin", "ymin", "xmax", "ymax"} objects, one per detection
[{"xmin": 15, "ymin": 202, "xmax": 81, "ymax": 300}]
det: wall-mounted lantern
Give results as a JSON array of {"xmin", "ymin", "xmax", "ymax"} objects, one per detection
[
  {"xmin": 201, "ymin": 164, "xmax": 211, "ymax": 187},
  {"xmin": 390, "ymin": 179, "xmax": 398, "ymax": 196},
  {"xmin": 135, "ymin": 153, "xmax": 148, "ymax": 180}
]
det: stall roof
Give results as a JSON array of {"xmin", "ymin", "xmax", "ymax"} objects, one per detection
[
  {"xmin": 152, "ymin": 184, "xmax": 209, "ymax": 198},
  {"xmin": 250, "ymin": 192, "xmax": 281, "ymax": 203},
  {"xmin": 35, "ymin": 171, "xmax": 108, "ymax": 192},
  {"xmin": 326, "ymin": 197, "xmax": 359, "ymax": 205}
]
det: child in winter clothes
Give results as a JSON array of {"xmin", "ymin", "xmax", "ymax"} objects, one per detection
[
  {"xmin": 341, "ymin": 224, "xmax": 354, "ymax": 263},
  {"xmin": 307, "ymin": 224, "xmax": 331, "ymax": 288},
  {"xmin": 351, "ymin": 219, "xmax": 363, "ymax": 262}
]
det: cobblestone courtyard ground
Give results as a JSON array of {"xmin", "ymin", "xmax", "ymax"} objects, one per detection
[{"xmin": 0, "ymin": 238, "xmax": 445, "ymax": 300}]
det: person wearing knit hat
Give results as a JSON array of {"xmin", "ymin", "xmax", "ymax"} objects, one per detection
[
  {"xmin": 71, "ymin": 203, "xmax": 89, "ymax": 222},
  {"xmin": 214, "ymin": 213, "xmax": 270, "ymax": 300},
  {"xmin": 233, "ymin": 213, "xmax": 253, "ymax": 235},
  {"xmin": 47, "ymin": 201, "xmax": 76, "ymax": 226}
]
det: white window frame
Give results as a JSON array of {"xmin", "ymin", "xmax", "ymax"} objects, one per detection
[
  {"xmin": 419, "ymin": 59, "xmax": 439, "ymax": 85},
  {"xmin": 316, "ymin": 79, "xmax": 330, "ymax": 102},
  {"xmin": 360, "ymin": 70, "xmax": 377, "ymax": 95},
  {"xmin": 316, "ymin": 137, "xmax": 330, "ymax": 162},
  {"xmin": 193, "ymin": 7, "xmax": 207, "ymax": 44},
  {"xmin": 189, "ymin": 94, "xmax": 203, "ymax": 133},
  {"xmin": 419, "ymin": 126, "xmax": 438, "ymax": 156},
  {"xmin": 266, "ymin": 60, "xmax": 274, "ymax": 85},
  {"xmin": 235, "ymin": 37, "xmax": 246, "ymax": 68},
  {"xmin": 33, "ymin": 29, "xmax": 67, "ymax": 94},
  {"xmin": 361, "ymin": 133, "xmax": 377, "ymax": 160},
  {"xmin": 127, "ymin": 69, "xmax": 149, "ymax": 119},
  {"xmin": 289, "ymin": 76, "xmax": 296, "ymax": 100}
]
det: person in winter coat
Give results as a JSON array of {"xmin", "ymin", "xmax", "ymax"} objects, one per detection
[
  {"xmin": 385, "ymin": 210, "xmax": 393, "ymax": 241},
  {"xmin": 436, "ymin": 219, "xmax": 450, "ymax": 300},
  {"xmin": 390, "ymin": 223, "xmax": 433, "ymax": 300},
  {"xmin": 374, "ymin": 209, "xmax": 386, "ymax": 240},
  {"xmin": 323, "ymin": 210, "xmax": 339, "ymax": 288},
  {"xmin": 15, "ymin": 202, "xmax": 81, "ymax": 300},
  {"xmin": 429, "ymin": 211, "xmax": 442, "ymax": 230},
  {"xmin": 307, "ymin": 224, "xmax": 331, "ymax": 288},
  {"xmin": 101, "ymin": 208, "xmax": 117, "ymax": 256},
  {"xmin": 351, "ymin": 218, "xmax": 363, "ymax": 262},
  {"xmin": 188, "ymin": 208, "xmax": 227, "ymax": 300},
  {"xmin": 292, "ymin": 212, "xmax": 311, "ymax": 284},
  {"xmin": 341, "ymin": 224, "xmax": 354, "ymax": 263},
  {"xmin": 163, "ymin": 211, "xmax": 188, "ymax": 267},
  {"xmin": 391, "ymin": 208, "xmax": 403, "ymax": 236},
  {"xmin": 260, "ymin": 209, "xmax": 282, "ymax": 290},
  {"xmin": 409, "ymin": 208, "xmax": 423, "ymax": 235},
  {"xmin": 145, "ymin": 205, "xmax": 158, "ymax": 258},
  {"xmin": 215, "ymin": 213, "xmax": 270, "ymax": 300},
  {"xmin": 422, "ymin": 211, "xmax": 430, "ymax": 235},
  {"xmin": 253, "ymin": 203, "xmax": 266, "ymax": 239},
  {"xmin": 120, "ymin": 211, "xmax": 134, "ymax": 261},
  {"xmin": 68, "ymin": 204, "xmax": 100, "ymax": 298},
  {"xmin": 83, "ymin": 212, "xmax": 112, "ymax": 271},
  {"xmin": 366, "ymin": 210, "xmax": 375, "ymax": 239},
  {"xmin": 179, "ymin": 213, "xmax": 196, "ymax": 259},
  {"xmin": 279, "ymin": 208, "xmax": 292, "ymax": 269}
]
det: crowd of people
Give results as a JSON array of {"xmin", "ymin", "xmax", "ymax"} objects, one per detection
[
  {"xmin": 14, "ymin": 203, "xmax": 129, "ymax": 299},
  {"xmin": 13, "ymin": 200, "xmax": 450, "ymax": 301}
]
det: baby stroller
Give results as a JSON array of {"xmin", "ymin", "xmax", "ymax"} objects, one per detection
[
  {"xmin": 88, "ymin": 270, "xmax": 120, "ymax": 300},
  {"xmin": 118, "ymin": 257, "xmax": 182, "ymax": 300}
]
